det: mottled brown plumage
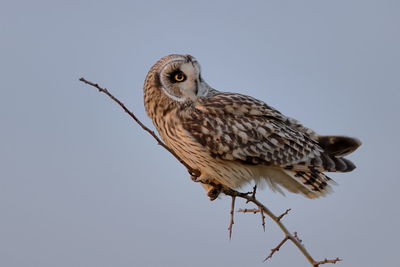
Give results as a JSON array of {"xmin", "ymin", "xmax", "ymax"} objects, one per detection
[{"xmin": 143, "ymin": 54, "xmax": 361, "ymax": 199}]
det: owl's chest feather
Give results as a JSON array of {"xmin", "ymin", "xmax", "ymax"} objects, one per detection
[
  {"xmin": 152, "ymin": 107, "xmax": 258, "ymax": 188},
  {"xmin": 154, "ymin": 111, "xmax": 213, "ymax": 168}
]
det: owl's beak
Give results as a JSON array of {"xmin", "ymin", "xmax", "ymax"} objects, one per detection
[{"xmin": 196, "ymin": 80, "xmax": 210, "ymax": 97}]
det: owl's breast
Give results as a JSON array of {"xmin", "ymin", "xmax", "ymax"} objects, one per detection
[
  {"xmin": 152, "ymin": 110, "xmax": 257, "ymax": 189},
  {"xmin": 154, "ymin": 111, "xmax": 209, "ymax": 168}
]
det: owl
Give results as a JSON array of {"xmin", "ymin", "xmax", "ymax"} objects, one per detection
[{"xmin": 143, "ymin": 54, "xmax": 361, "ymax": 200}]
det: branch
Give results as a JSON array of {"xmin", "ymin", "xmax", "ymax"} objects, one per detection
[
  {"xmin": 264, "ymin": 236, "xmax": 290, "ymax": 262},
  {"xmin": 313, "ymin": 258, "xmax": 342, "ymax": 266},
  {"xmin": 238, "ymin": 208, "xmax": 261, "ymax": 213},
  {"xmin": 277, "ymin": 208, "xmax": 291, "ymax": 221},
  {"xmin": 238, "ymin": 206, "xmax": 265, "ymax": 231},
  {"xmin": 246, "ymin": 185, "xmax": 257, "ymax": 203},
  {"xmin": 219, "ymin": 186, "xmax": 319, "ymax": 265},
  {"xmin": 228, "ymin": 196, "xmax": 236, "ymax": 240},
  {"xmin": 79, "ymin": 77, "xmax": 341, "ymax": 267},
  {"xmin": 260, "ymin": 209, "xmax": 266, "ymax": 232}
]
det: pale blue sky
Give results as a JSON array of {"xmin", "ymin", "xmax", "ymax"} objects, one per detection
[{"xmin": 1, "ymin": 1, "xmax": 399, "ymax": 266}]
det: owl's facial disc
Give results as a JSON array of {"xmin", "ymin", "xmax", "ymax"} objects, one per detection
[{"xmin": 159, "ymin": 57, "xmax": 208, "ymax": 102}]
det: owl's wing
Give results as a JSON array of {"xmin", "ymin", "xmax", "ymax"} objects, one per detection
[{"xmin": 181, "ymin": 92, "xmax": 324, "ymax": 168}]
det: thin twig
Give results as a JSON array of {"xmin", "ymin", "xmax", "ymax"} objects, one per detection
[
  {"xmin": 252, "ymin": 185, "xmax": 257, "ymax": 198},
  {"xmin": 260, "ymin": 209, "xmax": 266, "ymax": 231},
  {"xmin": 238, "ymin": 208, "xmax": 261, "ymax": 213},
  {"xmin": 277, "ymin": 208, "xmax": 292, "ymax": 221},
  {"xmin": 238, "ymin": 207, "xmax": 266, "ymax": 230},
  {"xmin": 246, "ymin": 185, "xmax": 257, "ymax": 203},
  {"xmin": 79, "ymin": 77, "xmax": 341, "ymax": 267},
  {"xmin": 264, "ymin": 236, "xmax": 290, "ymax": 262},
  {"xmin": 314, "ymin": 258, "xmax": 342, "ymax": 266},
  {"xmin": 228, "ymin": 196, "xmax": 236, "ymax": 240}
]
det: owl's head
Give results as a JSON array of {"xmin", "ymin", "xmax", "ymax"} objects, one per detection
[{"xmin": 145, "ymin": 54, "xmax": 210, "ymax": 102}]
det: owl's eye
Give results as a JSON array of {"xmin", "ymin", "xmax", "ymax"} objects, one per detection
[{"xmin": 171, "ymin": 71, "xmax": 186, "ymax": 83}]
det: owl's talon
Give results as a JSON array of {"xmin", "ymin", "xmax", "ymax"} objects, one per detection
[
  {"xmin": 188, "ymin": 169, "xmax": 201, "ymax": 179},
  {"xmin": 207, "ymin": 184, "xmax": 223, "ymax": 201}
]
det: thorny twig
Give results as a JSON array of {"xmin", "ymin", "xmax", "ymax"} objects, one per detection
[
  {"xmin": 228, "ymin": 196, "xmax": 236, "ymax": 240},
  {"xmin": 238, "ymin": 208, "xmax": 261, "ymax": 213},
  {"xmin": 260, "ymin": 209, "xmax": 266, "ymax": 231},
  {"xmin": 277, "ymin": 208, "xmax": 292, "ymax": 221},
  {"xmin": 264, "ymin": 236, "xmax": 290, "ymax": 262},
  {"xmin": 314, "ymin": 258, "xmax": 342, "ymax": 266},
  {"xmin": 79, "ymin": 77, "xmax": 342, "ymax": 267},
  {"xmin": 238, "ymin": 207, "xmax": 266, "ymax": 231},
  {"xmin": 246, "ymin": 185, "xmax": 258, "ymax": 204}
]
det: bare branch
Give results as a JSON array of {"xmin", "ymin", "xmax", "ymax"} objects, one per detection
[
  {"xmin": 277, "ymin": 208, "xmax": 292, "ymax": 221},
  {"xmin": 260, "ymin": 209, "xmax": 266, "ymax": 232},
  {"xmin": 218, "ymin": 186, "xmax": 317, "ymax": 265},
  {"xmin": 228, "ymin": 196, "xmax": 236, "ymax": 240},
  {"xmin": 238, "ymin": 207, "xmax": 266, "ymax": 231},
  {"xmin": 79, "ymin": 77, "xmax": 341, "ymax": 267},
  {"xmin": 264, "ymin": 236, "xmax": 290, "ymax": 262},
  {"xmin": 237, "ymin": 208, "xmax": 261, "ymax": 213},
  {"xmin": 246, "ymin": 185, "xmax": 257, "ymax": 203},
  {"xmin": 313, "ymin": 258, "xmax": 342, "ymax": 266}
]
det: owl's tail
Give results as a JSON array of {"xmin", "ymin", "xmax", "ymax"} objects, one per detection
[
  {"xmin": 259, "ymin": 167, "xmax": 335, "ymax": 198},
  {"xmin": 282, "ymin": 169, "xmax": 335, "ymax": 198},
  {"xmin": 259, "ymin": 136, "xmax": 361, "ymax": 198},
  {"xmin": 318, "ymin": 136, "xmax": 361, "ymax": 158}
]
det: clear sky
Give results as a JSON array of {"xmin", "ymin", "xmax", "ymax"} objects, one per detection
[{"xmin": 1, "ymin": 1, "xmax": 399, "ymax": 266}]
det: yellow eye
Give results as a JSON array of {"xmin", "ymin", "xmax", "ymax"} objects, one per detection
[{"xmin": 174, "ymin": 73, "xmax": 186, "ymax": 82}]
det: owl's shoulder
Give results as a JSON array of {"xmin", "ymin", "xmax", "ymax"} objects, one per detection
[{"xmin": 190, "ymin": 92, "xmax": 284, "ymax": 121}]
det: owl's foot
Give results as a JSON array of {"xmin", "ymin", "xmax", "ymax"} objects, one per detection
[
  {"xmin": 207, "ymin": 184, "xmax": 223, "ymax": 201},
  {"xmin": 190, "ymin": 174, "xmax": 224, "ymax": 200},
  {"xmin": 195, "ymin": 178, "xmax": 223, "ymax": 201}
]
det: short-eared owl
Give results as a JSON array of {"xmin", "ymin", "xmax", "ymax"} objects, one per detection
[{"xmin": 144, "ymin": 54, "xmax": 361, "ymax": 199}]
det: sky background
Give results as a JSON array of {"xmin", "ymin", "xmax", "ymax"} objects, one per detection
[{"xmin": 1, "ymin": 1, "xmax": 399, "ymax": 266}]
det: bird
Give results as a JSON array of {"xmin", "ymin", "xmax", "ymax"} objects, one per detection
[{"xmin": 143, "ymin": 54, "xmax": 361, "ymax": 200}]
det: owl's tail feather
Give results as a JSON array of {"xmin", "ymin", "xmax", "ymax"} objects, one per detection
[
  {"xmin": 311, "ymin": 154, "xmax": 357, "ymax": 173},
  {"xmin": 303, "ymin": 136, "xmax": 361, "ymax": 173},
  {"xmin": 260, "ymin": 167, "xmax": 334, "ymax": 198},
  {"xmin": 318, "ymin": 136, "xmax": 361, "ymax": 157}
]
